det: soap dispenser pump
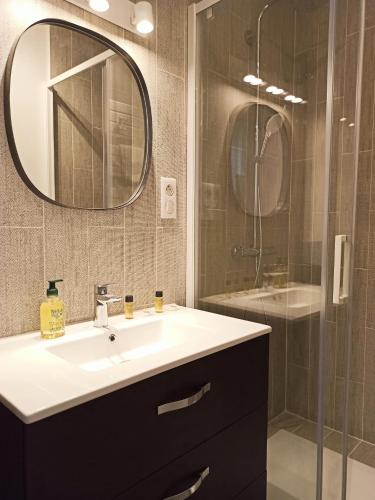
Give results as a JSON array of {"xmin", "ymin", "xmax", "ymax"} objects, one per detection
[{"xmin": 40, "ymin": 279, "xmax": 65, "ymax": 339}]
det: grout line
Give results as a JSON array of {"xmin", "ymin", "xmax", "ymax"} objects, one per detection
[
  {"xmin": 0, "ymin": 226, "xmax": 45, "ymax": 229},
  {"xmin": 158, "ymin": 67, "xmax": 185, "ymax": 82},
  {"xmin": 348, "ymin": 440, "xmax": 362, "ymax": 457}
]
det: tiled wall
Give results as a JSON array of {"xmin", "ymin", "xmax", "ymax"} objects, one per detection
[
  {"xmin": 285, "ymin": 0, "xmax": 375, "ymax": 447},
  {"xmin": 335, "ymin": 1, "xmax": 375, "ymax": 445},
  {"xmin": 0, "ymin": 0, "xmax": 188, "ymax": 337},
  {"xmin": 195, "ymin": 0, "xmax": 375, "ymax": 440},
  {"xmin": 196, "ymin": 0, "xmax": 296, "ymax": 420},
  {"xmin": 285, "ymin": 0, "xmax": 329, "ymax": 422}
]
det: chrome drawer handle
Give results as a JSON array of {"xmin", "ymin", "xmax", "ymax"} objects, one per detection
[
  {"xmin": 163, "ymin": 467, "xmax": 210, "ymax": 500},
  {"xmin": 157, "ymin": 382, "xmax": 211, "ymax": 415}
]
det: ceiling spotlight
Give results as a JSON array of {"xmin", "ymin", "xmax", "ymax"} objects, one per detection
[
  {"xmin": 266, "ymin": 86, "xmax": 277, "ymax": 93},
  {"xmin": 348, "ymin": 122, "xmax": 355, "ymax": 128},
  {"xmin": 243, "ymin": 74, "xmax": 264, "ymax": 86},
  {"xmin": 89, "ymin": 0, "xmax": 110, "ymax": 12},
  {"xmin": 132, "ymin": 1, "xmax": 154, "ymax": 34},
  {"xmin": 285, "ymin": 95, "xmax": 296, "ymax": 102},
  {"xmin": 291, "ymin": 97, "xmax": 303, "ymax": 104},
  {"xmin": 273, "ymin": 88, "xmax": 284, "ymax": 95}
]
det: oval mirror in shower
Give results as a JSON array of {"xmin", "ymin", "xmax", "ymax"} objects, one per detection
[
  {"xmin": 229, "ymin": 103, "xmax": 290, "ymax": 217},
  {"xmin": 4, "ymin": 19, "xmax": 152, "ymax": 210}
]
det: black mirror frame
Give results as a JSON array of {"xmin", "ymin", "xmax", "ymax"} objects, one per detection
[{"xmin": 4, "ymin": 18, "xmax": 153, "ymax": 211}]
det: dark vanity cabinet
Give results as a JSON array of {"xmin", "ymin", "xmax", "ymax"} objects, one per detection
[{"xmin": 0, "ymin": 335, "xmax": 269, "ymax": 500}]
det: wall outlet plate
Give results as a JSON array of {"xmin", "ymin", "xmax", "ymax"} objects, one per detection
[{"xmin": 161, "ymin": 177, "xmax": 177, "ymax": 219}]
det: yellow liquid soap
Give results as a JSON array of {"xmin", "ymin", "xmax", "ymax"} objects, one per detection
[{"xmin": 40, "ymin": 296, "xmax": 65, "ymax": 339}]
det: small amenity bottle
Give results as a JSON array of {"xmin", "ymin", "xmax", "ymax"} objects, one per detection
[
  {"xmin": 155, "ymin": 291, "xmax": 164, "ymax": 313},
  {"xmin": 40, "ymin": 280, "xmax": 65, "ymax": 339},
  {"xmin": 125, "ymin": 295, "xmax": 134, "ymax": 319}
]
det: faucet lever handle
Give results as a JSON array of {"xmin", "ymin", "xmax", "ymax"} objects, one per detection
[{"xmin": 95, "ymin": 284, "xmax": 111, "ymax": 296}]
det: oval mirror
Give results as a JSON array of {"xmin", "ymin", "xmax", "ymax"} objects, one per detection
[
  {"xmin": 229, "ymin": 103, "xmax": 290, "ymax": 217},
  {"xmin": 4, "ymin": 19, "xmax": 152, "ymax": 210}
]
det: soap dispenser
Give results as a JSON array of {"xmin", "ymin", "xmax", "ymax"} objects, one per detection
[{"xmin": 40, "ymin": 279, "xmax": 65, "ymax": 339}]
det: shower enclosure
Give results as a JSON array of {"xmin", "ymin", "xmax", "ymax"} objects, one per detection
[{"xmin": 187, "ymin": 0, "xmax": 373, "ymax": 498}]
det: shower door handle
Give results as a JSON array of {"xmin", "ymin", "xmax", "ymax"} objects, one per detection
[{"xmin": 333, "ymin": 235, "xmax": 351, "ymax": 305}]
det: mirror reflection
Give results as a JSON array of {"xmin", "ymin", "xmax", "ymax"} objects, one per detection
[
  {"xmin": 230, "ymin": 103, "xmax": 290, "ymax": 217},
  {"xmin": 8, "ymin": 22, "xmax": 151, "ymax": 209}
]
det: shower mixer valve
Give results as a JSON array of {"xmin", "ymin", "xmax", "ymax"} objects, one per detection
[
  {"xmin": 232, "ymin": 246, "xmax": 260, "ymax": 258},
  {"xmin": 231, "ymin": 245, "xmax": 275, "ymax": 258}
]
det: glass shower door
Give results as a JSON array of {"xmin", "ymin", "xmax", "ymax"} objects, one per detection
[
  {"xmin": 191, "ymin": 0, "xmax": 365, "ymax": 499},
  {"xmin": 320, "ymin": 0, "xmax": 366, "ymax": 499}
]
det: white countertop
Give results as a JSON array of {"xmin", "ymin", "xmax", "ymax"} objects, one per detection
[{"xmin": 0, "ymin": 305, "xmax": 270, "ymax": 424}]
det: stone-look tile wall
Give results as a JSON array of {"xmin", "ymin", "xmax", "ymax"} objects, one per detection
[
  {"xmin": 285, "ymin": 0, "xmax": 375, "ymax": 447},
  {"xmin": 285, "ymin": 0, "xmax": 330, "ymax": 422},
  {"xmin": 196, "ymin": 0, "xmax": 296, "ymax": 420},
  {"xmin": 0, "ymin": 0, "xmax": 187, "ymax": 337},
  {"xmin": 339, "ymin": 1, "xmax": 375, "ymax": 445}
]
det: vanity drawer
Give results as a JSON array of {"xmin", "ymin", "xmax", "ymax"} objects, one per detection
[
  {"xmin": 24, "ymin": 335, "xmax": 268, "ymax": 500},
  {"xmin": 115, "ymin": 406, "xmax": 267, "ymax": 500}
]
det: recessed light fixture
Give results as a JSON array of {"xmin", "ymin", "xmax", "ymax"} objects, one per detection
[
  {"xmin": 291, "ymin": 97, "xmax": 303, "ymax": 104},
  {"xmin": 348, "ymin": 122, "xmax": 355, "ymax": 128},
  {"xmin": 132, "ymin": 1, "xmax": 154, "ymax": 34},
  {"xmin": 340, "ymin": 117, "xmax": 347, "ymax": 122},
  {"xmin": 285, "ymin": 95, "xmax": 296, "ymax": 102},
  {"xmin": 266, "ymin": 86, "xmax": 284, "ymax": 95},
  {"xmin": 89, "ymin": 0, "xmax": 110, "ymax": 12},
  {"xmin": 243, "ymin": 74, "xmax": 264, "ymax": 86}
]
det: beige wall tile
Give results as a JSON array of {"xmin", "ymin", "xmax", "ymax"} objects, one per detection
[
  {"xmin": 156, "ymin": 70, "xmax": 186, "ymax": 227},
  {"xmin": 125, "ymin": 162, "xmax": 156, "ymax": 230},
  {"xmin": 125, "ymin": 230, "xmax": 156, "ymax": 308},
  {"xmin": 287, "ymin": 364, "xmax": 309, "ymax": 419},
  {"xmin": 364, "ymin": 328, "xmax": 375, "ymax": 443},
  {"xmin": 207, "ymin": 2, "xmax": 230, "ymax": 77},
  {"xmin": 0, "ymin": 228, "xmax": 44, "ymax": 337},
  {"xmin": 0, "ymin": 148, "xmax": 44, "ymax": 227},
  {"xmin": 44, "ymin": 205, "xmax": 90, "ymax": 323},
  {"xmin": 157, "ymin": 0, "xmax": 186, "ymax": 79},
  {"xmin": 87, "ymin": 209, "xmax": 124, "ymax": 228},
  {"xmin": 0, "ymin": 0, "xmax": 187, "ymax": 337},
  {"xmin": 366, "ymin": 0, "xmax": 375, "ymax": 29},
  {"xmin": 156, "ymin": 227, "xmax": 185, "ymax": 304},
  {"xmin": 334, "ymin": 377, "xmax": 364, "ymax": 438}
]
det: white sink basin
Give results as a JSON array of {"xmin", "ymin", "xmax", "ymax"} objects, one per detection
[
  {"xmin": 48, "ymin": 318, "xmax": 205, "ymax": 372},
  {"xmin": 201, "ymin": 284, "xmax": 321, "ymax": 320},
  {"xmin": 0, "ymin": 305, "xmax": 270, "ymax": 423}
]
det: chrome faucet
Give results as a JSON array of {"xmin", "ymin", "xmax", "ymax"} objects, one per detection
[{"xmin": 94, "ymin": 284, "xmax": 123, "ymax": 328}]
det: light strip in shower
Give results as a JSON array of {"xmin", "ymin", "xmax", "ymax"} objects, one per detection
[{"xmin": 243, "ymin": 74, "xmax": 306, "ymax": 104}]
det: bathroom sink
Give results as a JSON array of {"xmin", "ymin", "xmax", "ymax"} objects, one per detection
[
  {"xmin": 47, "ymin": 318, "xmax": 201, "ymax": 372},
  {"xmin": 0, "ymin": 305, "xmax": 270, "ymax": 423},
  {"xmin": 201, "ymin": 284, "xmax": 321, "ymax": 320}
]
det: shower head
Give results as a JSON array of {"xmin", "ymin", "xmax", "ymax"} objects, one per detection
[
  {"xmin": 259, "ymin": 113, "xmax": 284, "ymax": 159},
  {"xmin": 266, "ymin": 113, "xmax": 284, "ymax": 136}
]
